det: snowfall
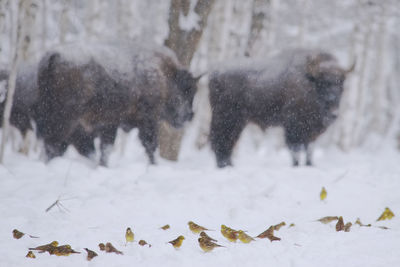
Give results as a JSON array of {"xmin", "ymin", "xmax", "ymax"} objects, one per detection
[{"xmin": 1, "ymin": 124, "xmax": 399, "ymax": 267}]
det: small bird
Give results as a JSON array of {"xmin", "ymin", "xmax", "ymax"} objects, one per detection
[
  {"xmin": 377, "ymin": 207, "xmax": 395, "ymax": 221},
  {"xmin": 160, "ymin": 224, "xmax": 170, "ymax": 230},
  {"xmin": 13, "ymin": 229, "xmax": 24, "ymax": 239},
  {"xmin": 273, "ymin": 222, "xmax": 286, "ymax": 231},
  {"xmin": 320, "ymin": 187, "xmax": 327, "ymax": 201},
  {"xmin": 50, "ymin": 245, "xmax": 81, "ymax": 256},
  {"xmin": 26, "ymin": 251, "xmax": 36, "ymax": 258},
  {"xmin": 125, "ymin": 227, "xmax": 134, "ymax": 245},
  {"xmin": 98, "ymin": 243, "xmax": 105, "ymax": 251},
  {"xmin": 29, "ymin": 241, "xmax": 59, "ymax": 253},
  {"xmin": 168, "ymin": 235, "xmax": 185, "ymax": 249},
  {"xmin": 221, "ymin": 225, "xmax": 238, "ymax": 242},
  {"xmin": 13, "ymin": 229, "xmax": 39, "ymax": 239},
  {"xmin": 238, "ymin": 230, "xmax": 255, "ymax": 243},
  {"xmin": 138, "ymin": 240, "xmax": 151, "ymax": 247},
  {"xmin": 198, "ymin": 237, "xmax": 224, "ymax": 252},
  {"xmin": 256, "ymin": 226, "xmax": 281, "ymax": 242},
  {"xmin": 84, "ymin": 248, "xmax": 98, "ymax": 261},
  {"xmin": 105, "ymin": 242, "xmax": 123, "ymax": 255},
  {"xmin": 188, "ymin": 221, "xmax": 209, "ymax": 234},
  {"xmin": 336, "ymin": 216, "xmax": 345, "ymax": 231},
  {"xmin": 316, "ymin": 216, "xmax": 339, "ymax": 224},
  {"xmin": 200, "ymin": 231, "xmax": 217, "ymax": 242}
]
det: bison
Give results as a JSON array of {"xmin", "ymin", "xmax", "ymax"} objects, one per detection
[
  {"xmin": 209, "ymin": 49, "xmax": 354, "ymax": 167},
  {"xmin": 34, "ymin": 42, "xmax": 200, "ymax": 166}
]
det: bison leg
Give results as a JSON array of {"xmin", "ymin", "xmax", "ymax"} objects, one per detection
[
  {"xmin": 210, "ymin": 112, "xmax": 245, "ymax": 168},
  {"xmin": 44, "ymin": 141, "xmax": 68, "ymax": 160},
  {"xmin": 138, "ymin": 119, "xmax": 158, "ymax": 164},
  {"xmin": 286, "ymin": 143, "xmax": 302, "ymax": 167},
  {"xmin": 99, "ymin": 125, "xmax": 118, "ymax": 167},
  {"xmin": 69, "ymin": 126, "xmax": 96, "ymax": 160},
  {"xmin": 305, "ymin": 143, "xmax": 313, "ymax": 166}
]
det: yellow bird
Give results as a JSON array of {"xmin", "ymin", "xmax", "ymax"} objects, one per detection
[
  {"xmin": 84, "ymin": 248, "xmax": 98, "ymax": 261},
  {"xmin": 168, "ymin": 235, "xmax": 185, "ymax": 249},
  {"xmin": 320, "ymin": 187, "xmax": 327, "ymax": 201},
  {"xmin": 198, "ymin": 237, "xmax": 224, "ymax": 252},
  {"xmin": 50, "ymin": 245, "xmax": 81, "ymax": 256},
  {"xmin": 377, "ymin": 207, "xmax": 395, "ymax": 221},
  {"xmin": 188, "ymin": 221, "xmax": 209, "ymax": 234},
  {"xmin": 221, "ymin": 225, "xmax": 238, "ymax": 242},
  {"xmin": 238, "ymin": 230, "xmax": 255, "ymax": 243},
  {"xmin": 125, "ymin": 227, "xmax": 134, "ymax": 244},
  {"xmin": 26, "ymin": 251, "xmax": 36, "ymax": 258},
  {"xmin": 200, "ymin": 231, "xmax": 217, "ymax": 242},
  {"xmin": 29, "ymin": 241, "xmax": 59, "ymax": 253}
]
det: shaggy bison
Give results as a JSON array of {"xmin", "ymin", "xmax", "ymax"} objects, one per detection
[
  {"xmin": 34, "ymin": 42, "xmax": 199, "ymax": 165},
  {"xmin": 209, "ymin": 49, "xmax": 354, "ymax": 167}
]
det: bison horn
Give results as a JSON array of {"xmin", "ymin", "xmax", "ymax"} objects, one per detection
[{"xmin": 345, "ymin": 58, "xmax": 356, "ymax": 74}]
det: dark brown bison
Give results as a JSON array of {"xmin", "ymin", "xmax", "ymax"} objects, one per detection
[
  {"xmin": 209, "ymin": 49, "xmax": 355, "ymax": 167},
  {"xmin": 0, "ymin": 65, "xmax": 95, "ymax": 156},
  {"xmin": 34, "ymin": 42, "xmax": 199, "ymax": 166}
]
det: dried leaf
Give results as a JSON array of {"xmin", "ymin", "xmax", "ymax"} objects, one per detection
[
  {"xmin": 317, "ymin": 216, "xmax": 339, "ymax": 224},
  {"xmin": 377, "ymin": 207, "xmax": 395, "ymax": 221},
  {"xmin": 84, "ymin": 248, "xmax": 98, "ymax": 261},
  {"xmin": 289, "ymin": 223, "xmax": 295, "ymax": 228},
  {"xmin": 139, "ymin": 240, "xmax": 151, "ymax": 247},
  {"xmin": 355, "ymin": 218, "xmax": 371, "ymax": 227},
  {"xmin": 336, "ymin": 216, "xmax": 344, "ymax": 232},
  {"xmin": 320, "ymin": 187, "xmax": 327, "ymax": 201},
  {"xmin": 26, "ymin": 251, "xmax": 36, "ymax": 258},
  {"xmin": 377, "ymin": 226, "xmax": 390, "ymax": 230}
]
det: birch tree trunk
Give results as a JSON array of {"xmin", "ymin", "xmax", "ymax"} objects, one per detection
[
  {"xmin": 159, "ymin": 0, "xmax": 215, "ymax": 161},
  {"xmin": 0, "ymin": 0, "xmax": 28, "ymax": 163}
]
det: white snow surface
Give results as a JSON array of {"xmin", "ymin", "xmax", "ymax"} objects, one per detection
[{"xmin": 1, "ymin": 130, "xmax": 400, "ymax": 267}]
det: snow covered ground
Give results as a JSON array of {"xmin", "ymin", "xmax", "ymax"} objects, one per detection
[{"xmin": 1, "ymin": 129, "xmax": 399, "ymax": 267}]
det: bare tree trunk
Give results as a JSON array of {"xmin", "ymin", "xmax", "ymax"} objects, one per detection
[
  {"xmin": 0, "ymin": 0, "xmax": 27, "ymax": 163},
  {"xmin": 159, "ymin": 0, "xmax": 215, "ymax": 161},
  {"xmin": 245, "ymin": 0, "xmax": 269, "ymax": 57}
]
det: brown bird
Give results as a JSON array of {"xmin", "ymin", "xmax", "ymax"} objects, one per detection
[
  {"xmin": 317, "ymin": 216, "xmax": 339, "ymax": 224},
  {"xmin": 273, "ymin": 222, "xmax": 286, "ymax": 231},
  {"xmin": 84, "ymin": 248, "xmax": 98, "ymax": 261},
  {"xmin": 160, "ymin": 224, "xmax": 170, "ymax": 230},
  {"xmin": 13, "ymin": 229, "xmax": 38, "ymax": 239},
  {"xmin": 105, "ymin": 242, "xmax": 123, "ymax": 255},
  {"xmin": 188, "ymin": 221, "xmax": 209, "ymax": 234},
  {"xmin": 200, "ymin": 231, "xmax": 217, "ymax": 242},
  {"xmin": 168, "ymin": 235, "xmax": 185, "ymax": 248},
  {"xmin": 98, "ymin": 243, "xmax": 105, "ymax": 251},
  {"xmin": 13, "ymin": 229, "xmax": 24, "ymax": 239},
  {"xmin": 50, "ymin": 245, "xmax": 81, "ymax": 256},
  {"xmin": 198, "ymin": 237, "xmax": 224, "ymax": 252},
  {"xmin": 26, "ymin": 251, "xmax": 36, "ymax": 258},
  {"xmin": 256, "ymin": 226, "xmax": 281, "ymax": 242},
  {"xmin": 336, "ymin": 216, "xmax": 345, "ymax": 231},
  {"xmin": 29, "ymin": 241, "xmax": 59, "ymax": 253}
]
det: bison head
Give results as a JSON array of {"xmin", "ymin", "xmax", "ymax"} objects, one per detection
[
  {"xmin": 163, "ymin": 69, "xmax": 200, "ymax": 128},
  {"xmin": 306, "ymin": 53, "xmax": 355, "ymax": 126}
]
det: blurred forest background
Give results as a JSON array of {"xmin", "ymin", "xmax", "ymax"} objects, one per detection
[{"xmin": 0, "ymin": 0, "xmax": 399, "ymax": 160}]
